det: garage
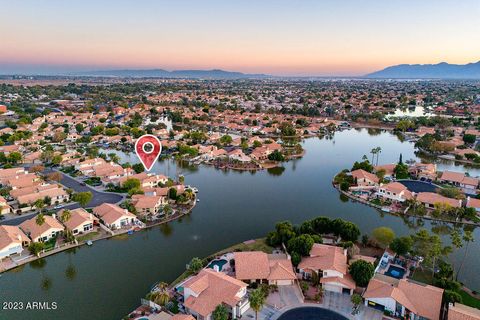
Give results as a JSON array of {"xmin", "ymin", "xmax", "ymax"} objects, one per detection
[
  {"xmin": 272, "ymin": 279, "xmax": 294, "ymax": 286},
  {"xmin": 367, "ymin": 300, "xmax": 385, "ymax": 312},
  {"xmin": 323, "ymin": 283, "xmax": 342, "ymax": 293}
]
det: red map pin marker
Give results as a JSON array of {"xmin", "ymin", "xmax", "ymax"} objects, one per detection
[{"xmin": 135, "ymin": 135, "xmax": 162, "ymax": 171}]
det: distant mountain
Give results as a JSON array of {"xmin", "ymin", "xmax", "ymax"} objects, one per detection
[
  {"xmin": 79, "ymin": 68, "xmax": 269, "ymax": 79},
  {"xmin": 366, "ymin": 61, "xmax": 480, "ymax": 79}
]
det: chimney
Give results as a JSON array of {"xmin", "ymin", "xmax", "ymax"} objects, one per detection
[
  {"xmin": 89, "ymin": 213, "xmax": 93, "ymax": 220},
  {"xmin": 52, "ymin": 213, "xmax": 56, "ymax": 220}
]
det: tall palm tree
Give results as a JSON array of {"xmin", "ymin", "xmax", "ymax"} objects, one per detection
[
  {"xmin": 36, "ymin": 213, "xmax": 45, "ymax": 226},
  {"xmin": 375, "ymin": 147, "xmax": 382, "ymax": 166},
  {"xmin": 249, "ymin": 288, "xmax": 266, "ymax": 320},
  {"xmin": 370, "ymin": 148, "xmax": 376, "ymax": 163}
]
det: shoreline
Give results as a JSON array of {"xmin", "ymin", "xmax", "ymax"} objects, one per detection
[
  {"xmin": 333, "ymin": 182, "xmax": 479, "ymax": 226},
  {"xmin": 0, "ymin": 200, "xmax": 197, "ymax": 274}
]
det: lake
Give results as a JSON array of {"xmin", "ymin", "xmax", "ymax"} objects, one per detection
[{"xmin": 0, "ymin": 128, "xmax": 478, "ymax": 320}]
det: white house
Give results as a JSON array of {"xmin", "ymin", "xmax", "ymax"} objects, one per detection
[{"xmin": 0, "ymin": 225, "xmax": 30, "ymax": 259}]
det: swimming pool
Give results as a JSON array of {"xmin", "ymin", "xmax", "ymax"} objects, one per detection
[
  {"xmin": 385, "ymin": 265, "xmax": 406, "ymax": 279},
  {"xmin": 207, "ymin": 259, "xmax": 228, "ymax": 270},
  {"xmin": 277, "ymin": 307, "xmax": 348, "ymax": 320}
]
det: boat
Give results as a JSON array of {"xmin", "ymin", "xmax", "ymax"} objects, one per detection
[
  {"xmin": 196, "ymin": 199, "xmax": 200, "ymax": 202},
  {"xmin": 127, "ymin": 230, "xmax": 134, "ymax": 235},
  {"xmin": 86, "ymin": 240, "xmax": 93, "ymax": 246}
]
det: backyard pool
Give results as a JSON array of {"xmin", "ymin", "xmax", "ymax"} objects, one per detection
[
  {"xmin": 277, "ymin": 307, "xmax": 348, "ymax": 320},
  {"xmin": 385, "ymin": 265, "xmax": 406, "ymax": 279},
  {"xmin": 207, "ymin": 259, "xmax": 228, "ymax": 271}
]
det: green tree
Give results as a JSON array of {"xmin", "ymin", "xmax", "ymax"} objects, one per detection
[
  {"xmin": 122, "ymin": 178, "xmax": 141, "ymax": 191},
  {"xmin": 212, "ymin": 304, "xmax": 229, "ymax": 320},
  {"xmin": 268, "ymin": 150, "xmax": 285, "ymax": 161},
  {"xmin": 349, "ymin": 260, "xmax": 374, "ymax": 287},
  {"xmin": 28, "ymin": 242, "xmax": 45, "ymax": 256},
  {"xmin": 72, "ymin": 192, "xmax": 93, "ymax": 207},
  {"xmin": 219, "ymin": 134, "xmax": 233, "ymax": 146},
  {"xmin": 287, "ymin": 234, "xmax": 314, "ymax": 256},
  {"xmin": 132, "ymin": 163, "xmax": 144, "ymax": 174},
  {"xmin": 146, "ymin": 282, "xmax": 170, "ymax": 306},
  {"xmin": 372, "ymin": 227, "xmax": 396, "ymax": 248},
  {"xmin": 35, "ymin": 213, "xmax": 45, "ymax": 226},
  {"xmin": 249, "ymin": 288, "xmax": 266, "ymax": 320},
  {"xmin": 390, "ymin": 236, "xmax": 413, "ymax": 256},
  {"xmin": 60, "ymin": 209, "xmax": 71, "ymax": 222},
  {"xmin": 188, "ymin": 257, "xmax": 203, "ymax": 274},
  {"xmin": 351, "ymin": 293, "xmax": 363, "ymax": 315}
]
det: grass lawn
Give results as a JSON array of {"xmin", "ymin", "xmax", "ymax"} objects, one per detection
[
  {"xmin": 76, "ymin": 231, "xmax": 100, "ymax": 243},
  {"xmin": 409, "ymin": 268, "xmax": 434, "ymax": 285},
  {"xmin": 460, "ymin": 290, "xmax": 480, "ymax": 309}
]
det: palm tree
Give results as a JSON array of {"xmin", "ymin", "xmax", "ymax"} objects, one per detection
[
  {"xmin": 36, "ymin": 213, "xmax": 45, "ymax": 226},
  {"xmin": 456, "ymin": 230, "xmax": 474, "ymax": 281},
  {"xmin": 34, "ymin": 199, "xmax": 45, "ymax": 212},
  {"xmin": 184, "ymin": 189, "xmax": 195, "ymax": 202},
  {"xmin": 146, "ymin": 282, "xmax": 170, "ymax": 306},
  {"xmin": 375, "ymin": 147, "xmax": 382, "ymax": 165},
  {"xmin": 249, "ymin": 288, "xmax": 266, "ymax": 320},
  {"xmin": 370, "ymin": 148, "xmax": 376, "ymax": 163},
  {"xmin": 60, "ymin": 209, "xmax": 71, "ymax": 223}
]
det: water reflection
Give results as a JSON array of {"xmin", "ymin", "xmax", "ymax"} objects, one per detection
[{"xmin": 267, "ymin": 166, "xmax": 285, "ymax": 176}]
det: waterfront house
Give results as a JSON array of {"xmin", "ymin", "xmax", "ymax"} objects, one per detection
[
  {"xmin": 374, "ymin": 164, "xmax": 396, "ymax": 178},
  {"xmin": 16, "ymin": 186, "xmax": 68, "ymax": 208},
  {"xmin": 233, "ymin": 251, "xmax": 296, "ymax": 286},
  {"xmin": 466, "ymin": 197, "xmax": 480, "ymax": 212},
  {"xmin": 131, "ymin": 195, "xmax": 166, "ymax": 217},
  {"xmin": 416, "ymin": 192, "xmax": 462, "ymax": 209},
  {"xmin": 59, "ymin": 208, "xmax": 98, "ymax": 235},
  {"xmin": 92, "ymin": 203, "xmax": 139, "ymax": 230},
  {"xmin": 439, "ymin": 171, "xmax": 479, "ymax": 195},
  {"xmin": 298, "ymin": 244, "xmax": 355, "ymax": 295},
  {"xmin": 448, "ymin": 302, "xmax": 480, "ymax": 320},
  {"xmin": 0, "ymin": 225, "xmax": 30, "ymax": 260},
  {"xmin": 408, "ymin": 162, "xmax": 437, "ymax": 181},
  {"xmin": 181, "ymin": 268, "xmax": 250, "ymax": 320},
  {"xmin": 351, "ymin": 169, "xmax": 380, "ymax": 187},
  {"xmin": 364, "ymin": 274, "xmax": 443, "ymax": 320},
  {"xmin": 19, "ymin": 214, "xmax": 65, "ymax": 243},
  {"xmin": 376, "ymin": 182, "xmax": 413, "ymax": 203}
]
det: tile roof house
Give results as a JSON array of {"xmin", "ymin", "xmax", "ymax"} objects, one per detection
[
  {"xmin": 298, "ymin": 244, "xmax": 355, "ymax": 294},
  {"xmin": 171, "ymin": 315, "xmax": 195, "ymax": 320},
  {"xmin": 92, "ymin": 203, "xmax": 139, "ymax": 230},
  {"xmin": 376, "ymin": 182, "xmax": 413, "ymax": 202},
  {"xmin": 16, "ymin": 186, "xmax": 68, "ymax": 206},
  {"xmin": 131, "ymin": 194, "xmax": 166, "ymax": 217},
  {"xmin": 181, "ymin": 269, "xmax": 250, "ymax": 320},
  {"xmin": 59, "ymin": 208, "xmax": 98, "ymax": 235},
  {"xmin": 364, "ymin": 274, "xmax": 443, "ymax": 320},
  {"xmin": 0, "ymin": 195, "xmax": 12, "ymax": 215},
  {"xmin": 351, "ymin": 169, "xmax": 380, "ymax": 187},
  {"xmin": 416, "ymin": 192, "xmax": 462, "ymax": 209},
  {"xmin": 466, "ymin": 197, "xmax": 480, "ymax": 212},
  {"xmin": 408, "ymin": 162, "xmax": 437, "ymax": 180},
  {"xmin": 0, "ymin": 225, "xmax": 30, "ymax": 259},
  {"xmin": 19, "ymin": 214, "xmax": 65, "ymax": 243},
  {"xmin": 440, "ymin": 171, "xmax": 479, "ymax": 195},
  {"xmin": 234, "ymin": 252, "xmax": 296, "ymax": 286},
  {"xmin": 374, "ymin": 164, "xmax": 396, "ymax": 177},
  {"xmin": 448, "ymin": 303, "xmax": 480, "ymax": 320}
]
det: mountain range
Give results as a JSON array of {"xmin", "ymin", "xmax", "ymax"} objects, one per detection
[
  {"xmin": 78, "ymin": 68, "xmax": 269, "ymax": 79},
  {"xmin": 366, "ymin": 61, "xmax": 480, "ymax": 79}
]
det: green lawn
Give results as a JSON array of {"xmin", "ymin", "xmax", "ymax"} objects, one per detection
[
  {"xmin": 460, "ymin": 290, "xmax": 480, "ymax": 309},
  {"xmin": 409, "ymin": 268, "xmax": 434, "ymax": 285},
  {"xmin": 76, "ymin": 231, "xmax": 100, "ymax": 243}
]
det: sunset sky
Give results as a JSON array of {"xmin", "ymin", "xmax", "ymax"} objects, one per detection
[{"xmin": 1, "ymin": 0, "xmax": 479, "ymax": 76}]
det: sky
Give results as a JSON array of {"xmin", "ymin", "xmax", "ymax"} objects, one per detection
[{"xmin": 1, "ymin": 0, "xmax": 479, "ymax": 76}]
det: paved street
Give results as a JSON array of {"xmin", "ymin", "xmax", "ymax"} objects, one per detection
[{"xmin": 1, "ymin": 168, "xmax": 124, "ymax": 226}]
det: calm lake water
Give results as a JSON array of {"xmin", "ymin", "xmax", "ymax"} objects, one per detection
[{"xmin": 1, "ymin": 128, "xmax": 479, "ymax": 320}]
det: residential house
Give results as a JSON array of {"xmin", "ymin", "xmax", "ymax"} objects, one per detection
[
  {"xmin": 181, "ymin": 268, "xmax": 250, "ymax": 320},
  {"xmin": 466, "ymin": 197, "xmax": 480, "ymax": 212},
  {"xmin": 0, "ymin": 195, "xmax": 11, "ymax": 215},
  {"xmin": 408, "ymin": 163, "xmax": 437, "ymax": 181},
  {"xmin": 0, "ymin": 225, "xmax": 30, "ymax": 259},
  {"xmin": 234, "ymin": 251, "xmax": 296, "ymax": 286},
  {"xmin": 364, "ymin": 274, "xmax": 443, "ymax": 320},
  {"xmin": 19, "ymin": 214, "xmax": 65, "ymax": 242},
  {"xmin": 131, "ymin": 194, "xmax": 166, "ymax": 217},
  {"xmin": 298, "ymin": 244, "xmax": 355, "ymax": 294},
  {"xmin": 351, "ymin": 169, "xmax": 380, "ymax": 187},
  {"xmin": 439, "ymin": 171, "xmax": 479, "ymax": 195},
  {"xmin": 448, "ymin": 303, "xmax": 480, "ymax": 320},
  {"xmin": 374, "ymin": 164, "xmax": 396, "ymax": 178},
  {"xmin": 92, "ymin": 203, "xmax": 139, "ymax": 230},
  {"xmin": 60, "ymin": 208, "xmax": 98, "ymax": 235},
  {"xmin": 416, "ymin": 192, "xmax": 462, "ymax": 209},
  {"xmin": 376, "ymin": 182, "xmax": 413, "ymax": 203}
]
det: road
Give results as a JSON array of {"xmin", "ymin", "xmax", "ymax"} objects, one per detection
[{"xmin": 1, "ymin": 168, "xmax": 124, "ymax": 226}]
